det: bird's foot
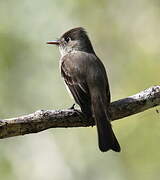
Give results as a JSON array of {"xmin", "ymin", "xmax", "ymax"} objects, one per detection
[
  {"xmin": 68, "ymin": 104, "xmax": 83, "ymax": 116},
  {"xmin": 69, "ymin": 103, "xmax": 76, "ymax": 110}
]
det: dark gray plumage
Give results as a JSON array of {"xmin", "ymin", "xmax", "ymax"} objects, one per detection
[{"xmin": 47, "ymin": 27, "xmax": 121, "ymax": 152}]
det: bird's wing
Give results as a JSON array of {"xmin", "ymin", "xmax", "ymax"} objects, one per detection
[{"xmin": 60, "ymin": 53, "xmax": 91, "ymax": 116}]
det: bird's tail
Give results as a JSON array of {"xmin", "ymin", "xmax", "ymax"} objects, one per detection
[{"xmin": 91, "ymin": 93, "xmax": 121, "ymax": 152}]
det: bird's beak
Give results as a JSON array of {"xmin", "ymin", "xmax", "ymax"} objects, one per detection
[{"xmin": 46, "ymin": 40, "xmax": 60, "ymax": 45}]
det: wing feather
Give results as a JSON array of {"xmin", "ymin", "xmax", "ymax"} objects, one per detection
[{"xmin": 61, "ymin": 54, "xmax": 91, "ymax": 116}]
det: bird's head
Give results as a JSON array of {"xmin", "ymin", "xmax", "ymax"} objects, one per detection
[{"xmin": 47, "ymin": 27, "xmax": 95, "ymax": 56}]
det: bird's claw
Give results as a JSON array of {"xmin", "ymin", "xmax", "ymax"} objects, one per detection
[{"xmin": 69, "ymin": 103, "xmax": 76, "ymax": 110}]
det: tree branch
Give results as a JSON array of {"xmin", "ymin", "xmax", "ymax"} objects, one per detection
[{"xmin": 0, "ymin": 86, "xmax": 159, "ymax": 139}]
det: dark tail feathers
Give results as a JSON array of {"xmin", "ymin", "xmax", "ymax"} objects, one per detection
[{"xmin": 91, "ymin": 95, "xmax": 121, "ymax": 152}]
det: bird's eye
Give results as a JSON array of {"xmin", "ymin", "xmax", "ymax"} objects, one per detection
[{"xmin": 65, "ymin": 37, "xmax": 70, "ymax": 43}]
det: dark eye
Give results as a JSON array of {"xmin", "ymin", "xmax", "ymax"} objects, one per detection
[{"xmin": 65, "ymin": 37, "xmax": 70, "ymax": 43}]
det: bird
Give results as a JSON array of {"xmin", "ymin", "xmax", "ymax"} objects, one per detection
[{"xmin": 47, "ymin": 27, "xmax": 121, "ymax": 152}]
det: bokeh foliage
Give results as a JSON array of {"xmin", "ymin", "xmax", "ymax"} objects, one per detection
[{"xmin": 0, "ymin": 0, "xmax": 160, "ymax": 179}]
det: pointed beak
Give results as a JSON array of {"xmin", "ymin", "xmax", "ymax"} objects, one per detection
[{"xmin": 46, "ymin": 40, "xmax": 60, "ymax": 45}]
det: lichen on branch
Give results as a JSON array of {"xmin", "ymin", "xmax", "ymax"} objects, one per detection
[{"xmin": 0, "ymin": 86, "xmax": 159, "ymax": 139}]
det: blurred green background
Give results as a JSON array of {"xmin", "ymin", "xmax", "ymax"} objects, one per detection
[{"xmin": 0, "ymin": 0, "xmax": 160, "ymax": 179}]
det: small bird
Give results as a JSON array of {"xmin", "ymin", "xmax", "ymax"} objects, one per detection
[{"xmin": 47, "ymin": 27, "xmax": 120, "ymax": 152}]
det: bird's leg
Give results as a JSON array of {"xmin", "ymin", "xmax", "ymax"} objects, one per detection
[
  {"xmin": 69, "ymin": 103, "xmax": 76, "ymax": 110},
  {"xmin": 68, "ymin": 103, "xmax": 84, "ymax": 117}
]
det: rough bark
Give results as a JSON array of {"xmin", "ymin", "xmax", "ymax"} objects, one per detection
[{"xmin": 0, "ymin": 85, "xmax": 159, "ymax": 139}]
